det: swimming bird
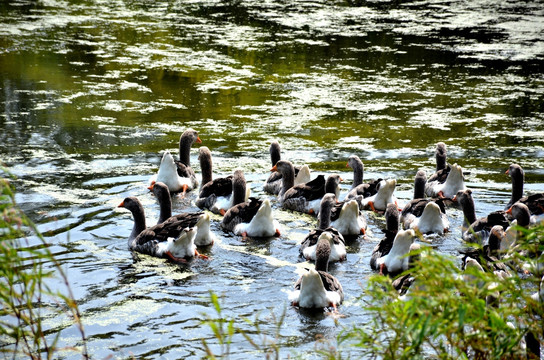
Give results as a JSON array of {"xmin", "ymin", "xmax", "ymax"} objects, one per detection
[
  {"xmin": 505, "ymin": 164, "xmax": 524, "ymax": 210},
  {"xmin": 391, "ymin": 243, "xmax": 421, "ymax": 297},
  {"xmin": 118, "ymin": 196, "xmax": 209, "ymax": 261},
  {"xmin": 453, "ymin": 189, "xmax": 509, "ymax": 244},
  {"xmin": 272, "ymin": 160, "xmax": 328, "ymax": 214},
  {"xmin": 196, "ymin": 153, "xmax": 249, "ymax": 215},
  {"xmin": 401, "ymin": 200, "xmax": 449, "ymax": 235},
  {"xmin": 174, "ymin": 128, "xmax": 201, "ymax": 190},
  {"xmin": 263, "ymin": 141, "xmax": 311, "ymax": 195},
  {"xmin": 376, "ymin": 229, "xmax": 417, "ymax": 276},
  {"xmin": 220, "ymin": 184, "xmax": 281, "ymax": 238},
  {"xmin": 370, "ymin": 203, "xmax": 400, "ymax": 271},
  {"xmin": 300, "ymin": 194, "xmax": 346, "ymax": 263},
  {"xmin": 427, "ymin": 142, "xmax": 449, "ymax": 181},
  {"xmin": 459, "ymin": 225, "xmax": 510, "ymax": 278},
  {"xmin": 360, "ymin": 178, "xmax": 399, "ymax": 212},
  {"xmin": 290, "ymin": 232, "xmax": 344, "ymax": 310},
  {"xmin": 148, "ymin": 181, "xmax": 216, "ymax": 246},
  {"xmin": 345, "ymin": 155, "xmax": 381, "ymax": 200},
  {"xmin": 505, "ymin": 164, "xmax": 544, "ymax": 217},
  {"xmin": 425, "ymin": 163, "xmax": 466, "ymax": 199},
  {"xmin": 401, "ymin": 169, "xmax": 448, "ymax": 234},
  {"xmin": 329, "ymin": 197, "xmax": 367, "ymax": 237},
  {"xmin": 149, "ymin": 151, "xmax": 193, "ymax": 194}
]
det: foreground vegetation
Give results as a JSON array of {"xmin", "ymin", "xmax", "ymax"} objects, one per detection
[
  {"xmin": 0, "ymin": 169, "xmax": 87, "ymax": 359},
  {"xmin": 202, "ymin": 225, "xmax": 543, "ymax": 359},
  {"xmin": 1, "ymin": 168, "xmax": 542, "ymax": 359}
]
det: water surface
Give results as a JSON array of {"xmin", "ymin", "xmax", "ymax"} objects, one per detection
[{"xmin": 1, "ymin": 0, "xmax": 543, "ymax": 358}]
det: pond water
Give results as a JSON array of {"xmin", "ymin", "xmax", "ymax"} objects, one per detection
[{"xmin": 1, "ymin": 0, "xmax": 544, "ymax": 358}]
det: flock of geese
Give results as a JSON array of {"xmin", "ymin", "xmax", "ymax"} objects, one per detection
[{"xmin": 118, "ymin": 129, "xmax": 544, "ymax": 312}]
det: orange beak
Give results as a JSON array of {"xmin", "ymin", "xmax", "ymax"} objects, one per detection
[
  {"xmin": 346, "ymin": 162, "xmax": 350, "ymax": 168},
  {"xmin": 118, "ymin": 200, "xmax": 125, "ymax": 208},
  {"xmin": 147, "ymin": 184, "xmax": 154, "ymax": 191},
  {"xmin": 271, "ymin": 165, "xmax": 278, "ymax": 172},
  {"xmin": 452, "ymin": 195, "xmax": 458, "ymax": 203},
  {"xmin": 505, "ymin": 169, "xmax": 509, "ymax": 174},
  {"xmin": 196, "ymin": 136, "xmax": 202, "ymax": 143},
  {"xmin": 506, "ymin": 207, "xmax": 512, "ymax": 215}
]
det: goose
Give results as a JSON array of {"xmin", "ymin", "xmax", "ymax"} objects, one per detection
[
  {"xmin": 329, "ymin": 197, "xmax": 367, "ymax": 237},
  {"xmin": 401, "ymin": 170, "xmax": 449, "ymax": 235},
  {"xmin": 401, "ymin": 200, "xmax": 449, "ymax": 235},
  {"xmin": 300, "ymin": 194, "xmax": 346, "ymax": 263},
  {"xmin": 453, "ymin": 189, "xmax": 509, "ymax": 244},
  {"xmin": 263, "ymin": 141, "xmax": 311, "ymax": 195},
  {"xmin": 459, "ymin": 225, "xmax": 510, "ymax": 278},
  {"xmin": 370, "ymin": 203, "xmax": 400, "ymax": 271},
  {"xmin": 376, "ymin": 229, "xmax": 416, "ymax": 276},
  {"xmin": 174, "ymin": 128, "xmax": 201, "ymax": 189},
  {"xmin": 118, "ymin": 196, "xmax": 208, "ymax": 261},
  {"xmin": 289, "ymin": 232, "xmax": 344, "ymax": 310},
  {"xmin": 220, "ymin": 197, "xmax": 281, "ymax": 238},
  {"xmin": 505, "ymin": 164, "xmax": 544, "ymax": 217},
  {"xmin": 149, "ymin": 151, "xmax": 193, "ymax": 194},
  {"xmin": 391, "ymin": 243, "xmax": 421, "ymax": 297},
  {"xmin": 505, "ymin": 164, "xmax": 524, "ymax": 210},
  {"xmin": 148, "ymin": 182, "xmax": 216, "ymax": 246},
  {"xmin": 425, "ymin": 163, "xmax": 466, "ymax": 199},
  {"xmin": 196, "ymin": 154, "xmax": 249, "ymax": 215},
  {"xmin": 360, "ymin": 178, "xmax": 399, "ymax": 212},
  {"xmin": 413, "ymin": 169, "xmax": 427, "ymax": 199},
  {"xmin": 149, "ymin": 129, "xmax": 201, "ymax": 194},
  {"xmin": 426, "ymin": 142, "xmax": 450, "ymax": 184},
  {"xmin": 345, "ymin": 155, "xmax": 382, "ymax": 200},
  {"xmin": 272, "ymin": 160, "xmax": 329, "ymax": 214}
]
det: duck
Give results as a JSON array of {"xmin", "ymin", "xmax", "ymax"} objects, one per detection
[
  {"xmin": 220, "ymin": 193, "xmax": 281, "ymax": 238},
  {"xmin": 289, "ymin": 232, "xmax": 344, "ymax": 310},
  {"xmin": 453, "ymin": 189, "xmax": 509, "ymax": 244},
  {"xmin": 376, "ymin": 229, "xmax": 417, "ymax": 276},
  {"xmin": 360, "ymin": 178, "xmax": 399, "ymax": 213},
  {"xmin": 401, "ymin": 200, "xmax": 449, "ymax": 235},
  {"xmin": 118, "ymin": 196, "xmax": 209, "ymax": 261},
  {"xmin": 345, "ymin": 155, "xmax": 382, "ymax": 200},
  {"xmin": 425, "ymin": 163, "xmax": 466, "ymax": 199},
  {"xmin": 272, "ymin": 160, "xmax": 329, "ymax": 214},
  {"xmin": 370, "ymin": 203, "xmax": 400, "ymax": 271},
  {"xmin": 300, "ymin": 194, "xmax": 346, "ymax": 262},
  {"xmin": 263, "ymin": 141, "xmax": 311, "ymax": 195},
  {"xmin": 195, "ymin": 152, "xmax": 249, "ymax": 215},
  {"xmin": 505, "ymin": 164, "xmax": 544, "ymax": 217}
]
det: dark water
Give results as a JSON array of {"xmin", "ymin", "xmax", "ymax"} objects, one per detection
[{"xmin": 1, "ymin": 0, "xmax": 543, "ymax": 358}]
